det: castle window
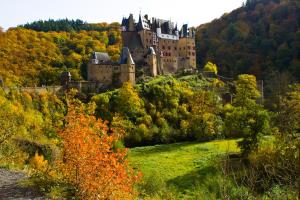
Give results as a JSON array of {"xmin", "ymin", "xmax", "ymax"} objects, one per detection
[
  {"xmin": 188, "ymin": 46, "xmax": 191, "ymax": 50},
  {"xmin": 162, "ymin": 46, "xmax": 165, "ymax": 50},
  {"xmin": 146, "ymin": 39, "xmax": 148, "ymax": 43},
  {"xmin": 174, "ymin": 47, "xmax": 177, "ymax": 50},
  {"xmin": 193, "ymin": 46, "xmax": 195, "ymax": 50},
  {"xmin": 168, "ymin": 46, "xmax": 171, "ymax": 50},
  {"xmin": 192, "ymin": 52, "xmax": 195, "ymax": 56}
]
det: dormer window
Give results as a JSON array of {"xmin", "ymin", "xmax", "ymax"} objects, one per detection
[{"xmin": 92, "ymin": 59, "xmax": 99, "ymax": 64}]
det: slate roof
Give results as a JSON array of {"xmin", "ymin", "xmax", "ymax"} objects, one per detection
[
  {"xmin": 147, "ymin": 47, "xmax": 156, "ymax": 55},
  {"xmin": 180, "ymin": 24, "xmax": 188, "ymax": 37},
  {"xmin": 93, "ymin": 52, "xmax": 110, "ymax": 62},
  {"xmin": 120, "ymin": 47, "xmax": 135, "ymax": 65}
]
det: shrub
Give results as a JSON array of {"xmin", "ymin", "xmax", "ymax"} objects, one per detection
[{"xmin": 59, "ymin": 101, "xmax": 141, "ymax": 199}]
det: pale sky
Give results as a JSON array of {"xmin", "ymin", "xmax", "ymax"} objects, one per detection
[{"xmin": 0, "ymin": 0, "xmax": 245, "ymax": 30}]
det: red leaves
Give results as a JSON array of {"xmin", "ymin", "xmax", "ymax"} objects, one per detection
[{"xmin": 59, "ymin": 102, "xmax": 140, "ymax": 199}]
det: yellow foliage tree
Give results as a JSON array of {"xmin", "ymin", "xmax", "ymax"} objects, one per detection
[{"xmin": 204, "ymin": 61, "xmax": 218, "ymax": 74}]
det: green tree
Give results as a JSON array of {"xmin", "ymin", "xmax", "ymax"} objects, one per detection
[
  {"xmin": 274, "ymin": 84, "xmax": 300, "ymax": 135},
  {"xmin": 224, "ymin": 74, "xmax": 270, "ymax": 156}
]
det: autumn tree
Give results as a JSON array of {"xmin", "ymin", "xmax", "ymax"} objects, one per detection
[
  {"xmin": 188, "ymin": 90, "xmax": 222, "ymax": 139},
  {"xmin": 59, "ymin": 100, "xmax": 140, "ymax": 199},
  {"xmin": 203, "ymin": 61, "xmax": 218, "ymax": 74},
  {"xmin": 0, "ymin": 89, "xmax": 23, "ymax": 145},
  {"xmin": 115, "ymin": 82, "xmax": 145, "ymax": 120},
  {"xmin": 234, "ymin": 74, "xmax": 260, "ymax": 108},
  {"xmin": 224, "ymin": 74, "xmax": 270, "ymax": 156},
  {"xmin": 274, "ymin": 84, "xmax": 300, "ymax": 136}
]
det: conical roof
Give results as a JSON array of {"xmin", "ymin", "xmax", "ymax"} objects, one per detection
[
  {"xmin": 120, "ymin": 47, "xmax": 135, "ymax": 65},
  {"xmin": 147, "ymin": 47, "xmax": 156, "ymax": 55}
]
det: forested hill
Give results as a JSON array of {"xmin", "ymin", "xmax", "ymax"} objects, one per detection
[
  {"xmin": 19, "ymin": 19, "xmax": 120, "ymax": 32},
  {"xmin": 0, "ymin": 21, "xmax": 121, "ymax": 86},
  {"xmin": 196, "ymin": 0, "xmax": 300, "ymax": 81}
]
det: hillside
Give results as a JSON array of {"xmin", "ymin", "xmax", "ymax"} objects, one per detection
[
  {"xmin": 196, "ymin": 0, "xmax": 300, "ymax": 81},
  {"xmin": 0, "ymin": 21, "xmax": 121, "ymax": 86}
]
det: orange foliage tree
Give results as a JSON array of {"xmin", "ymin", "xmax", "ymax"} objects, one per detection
[{"xmin": 59, "ymin": 101, "xmax": 140, "ymax": 199}]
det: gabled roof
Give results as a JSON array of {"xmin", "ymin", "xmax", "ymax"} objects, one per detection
[{"xmin": 121, "ymin": 17, "xmax": 129, "ymax": 27}]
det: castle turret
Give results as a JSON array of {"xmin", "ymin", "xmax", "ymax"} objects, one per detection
[
  {"xmin": 128, "ymin": 14, "xmax": 135, "ymax": 31},
  {"xmin": 120, "ymin": 47, "xmax": 135, "ymax": 85},
  {"xmin": 147, "ymin": 47, "xmax": 158, "ymax": 77},
  {"xmin": 178, "ymin": 24, "xmax": 196, "ymax": 70}
]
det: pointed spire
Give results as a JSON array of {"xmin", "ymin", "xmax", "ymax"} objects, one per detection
[
  {"xmin": 139, "ymin": 13, "xmax": 142, "ymax": 23},
  {"xmin": 137, "ymin": 13, "xmax": 143, "ymax": 31},
  {"xmin": 127, "ymin": 49, "xmax": 135, "ymax": 65},
  {"xmin": 120, "ymin": 47, "xmax": 135, "ymax": 65},
  {"xmin": 148, "ymin": 47, "xmax": 156, "ymax": 55}
]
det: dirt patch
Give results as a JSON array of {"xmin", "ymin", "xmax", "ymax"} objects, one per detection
[{"xmin": 0, "ymin": 169, "xmax": 46, "ymax": 200}]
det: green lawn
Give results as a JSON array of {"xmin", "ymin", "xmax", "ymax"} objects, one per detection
[{"xmin": 129, "ymin": 139, "xmax": 240, "ymax": 199}]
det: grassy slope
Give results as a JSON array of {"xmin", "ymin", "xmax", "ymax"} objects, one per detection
[{"xmin": 129, "ymin": 139, "xmax": 239, "ymax": 198}]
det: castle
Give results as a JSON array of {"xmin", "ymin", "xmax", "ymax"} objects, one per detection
[
  {"xmin": 85, "ymin": 14, "xmax": 196, "ymax": 90},
  {"xmin": 121, "ymin": 14, "xmax": 196, "ymax": 75}
]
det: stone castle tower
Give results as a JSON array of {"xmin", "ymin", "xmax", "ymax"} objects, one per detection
[{"xmin": 121, "ymin": 14, "xmax": 196, "ymax": 75}]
